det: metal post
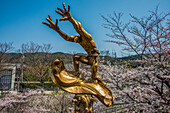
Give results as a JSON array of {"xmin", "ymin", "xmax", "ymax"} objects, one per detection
[{"xmin": 21, "ymin": 51, "xmax": 24, "ymax": 83}]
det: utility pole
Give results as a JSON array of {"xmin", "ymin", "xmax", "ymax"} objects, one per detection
[
  {"xmin": 21, "ymin": 51, "xmax": 24, "ymax": 83},
  {"xmin": 20, "ymin": 50, "xmax": 24, "ymax": 92},
  {"xmin": 18, "ymin": 49, "xmax": 24, "ymax": 92}
]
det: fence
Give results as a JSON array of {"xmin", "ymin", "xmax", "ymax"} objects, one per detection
[{"xmin": 94, "ymin": 104, "xmax": 130, "ymax": 113}]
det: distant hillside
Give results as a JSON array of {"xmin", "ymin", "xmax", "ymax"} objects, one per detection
[
  {"xmin": 4, "ymin": 52, "xmax": 73, "ymax": 64},
  {"xmin": 118, "ymin": 55, "xmax": 140, "ymax": 61},
  {"xmin": 3, "ymin": 52, "xmax": 140, "ymax": 65}
]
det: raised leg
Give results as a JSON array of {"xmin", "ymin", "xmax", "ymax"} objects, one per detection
[
  {"xmin": 73, "ymin": 54, "xmax": 89, "ymax": 75},
  {"xmin": 73, "ymin": 55, "xmax": 102, "ymax": 82}
]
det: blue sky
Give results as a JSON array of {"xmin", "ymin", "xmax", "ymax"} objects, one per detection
[{"xmin": 0, "ymin": 0, "xmax": 169, "ymax": 57}]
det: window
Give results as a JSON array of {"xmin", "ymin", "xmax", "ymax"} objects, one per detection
[{"xmin": 0, "ymin": 70, "xmax": 12, "ymax": 91}]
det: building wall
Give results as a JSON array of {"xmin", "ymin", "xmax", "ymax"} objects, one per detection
[
  {"xmin": 0, "ymin": 64, "xmax": 18, "ymax": 91},
  {"xmin": 11, "ymin": 66, "xmax": 16, "ymax": 90}
]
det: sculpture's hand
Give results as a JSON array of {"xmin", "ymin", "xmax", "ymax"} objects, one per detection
[
  {"xmin": 56, "ymin": 3, "xmax": 71, "ymax": 21},
  {"xmin": 42, "ymin": 15, "xmax": 59, "ymax": 31}
]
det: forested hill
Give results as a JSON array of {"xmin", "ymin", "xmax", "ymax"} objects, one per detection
[
  {"xmin": 3, "ymin": 52, "xmax": 139, "ymax": 64},
  {"xmin": 3, "ymin": 52, "xmax": 73, "ymax": 64}
]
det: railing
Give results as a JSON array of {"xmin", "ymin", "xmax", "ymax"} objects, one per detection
[
  {"xmin": 94, "ymin": 103, "xmax": 131, "ymax": 113},
  {"xmin": 14, "ymin": 81, "xmax": 53, "ymax": 84}
]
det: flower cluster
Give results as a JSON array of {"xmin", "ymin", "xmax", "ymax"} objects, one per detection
[{"xmin": 0, "ymin": 89, "xmax": 74, "ymax": 113}]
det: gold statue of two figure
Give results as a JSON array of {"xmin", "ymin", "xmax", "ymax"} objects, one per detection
[{"xmin": 43, "ymin": 3, "xmax": 114, "ymax": 107}]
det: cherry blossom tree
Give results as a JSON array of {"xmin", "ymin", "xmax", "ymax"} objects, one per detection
[
  {"xmin": 0, "ymin": 89, "xmax": 74, "ymax": 113},
  {"xmin": 96, "ymin": 61, "xmax": 169, "ymax": 112},
  {"xmin": 100, "ymin": 6, "xmax": 170, "ymax": 112},
  {"xmin": 102, "ymin": 6, "xmax": 169, "ymax": 60}
]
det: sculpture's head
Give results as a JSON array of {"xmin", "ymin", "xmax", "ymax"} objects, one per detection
[{"xmin": 51, "ymin": 59, "xmax": 65, "ymax": 73}]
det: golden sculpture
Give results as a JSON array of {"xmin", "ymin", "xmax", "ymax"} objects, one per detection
[
  {"xmin": 51, "ymin": 59, "xmax": 113, "ymax": 107},
  {"xmin": 42, "ymin": 3, "xmax": 101, "ymax": 82},
  {"xmin": 43, "ymin": 3, "xmax": 114, "ymax": 112}
]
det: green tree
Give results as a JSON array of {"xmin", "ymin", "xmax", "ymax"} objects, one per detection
[
  {"xmin": 0, "ymin": 42, "xmax": 14, "ymax": 73},
  {"xmin": 22, "ymin": 42, "xmax": 52, "ymax": 87}
]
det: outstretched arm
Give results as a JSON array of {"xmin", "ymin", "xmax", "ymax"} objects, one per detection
[
  {"xmin": 56, "ymin": 3, "xmax": 92, "ymax": 38},
  {"xmin": 42, "ymin": 15, "xmax": 80, "ymax": 43}
]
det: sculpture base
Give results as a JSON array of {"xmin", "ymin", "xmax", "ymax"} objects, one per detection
[{"xmin": 73, "ymin": 94, "xmax": 96, "ymax": 113}]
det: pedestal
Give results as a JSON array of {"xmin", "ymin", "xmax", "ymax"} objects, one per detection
[{"xmin": 73, "ymin": 94, "xmax": 96, "ymax": 113}]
